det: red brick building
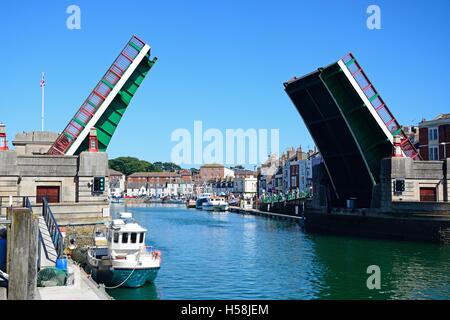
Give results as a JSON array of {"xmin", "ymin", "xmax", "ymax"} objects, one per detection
[
  {"xmin": 199, "ymin": 164, "xmax": 234, "ymax": 182},
  {"xmin": 419, "ymin": 114, "xmax": 450, "ymax": 160},
  {"xmin": 127, "ymin": 172, "xmax": 182, "ymax": 184},
  {"xmin": 179, "ymin": 169, "xmax": 193, "ymax": 183}
]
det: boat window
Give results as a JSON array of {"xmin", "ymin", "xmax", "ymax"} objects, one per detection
[
  {"xmin": 139, "ymin": 233, "xmax": 144, "ymax": 243},
  {"xmin": 131, "ymin": 233, "xmax": 137, "ymax": 244},
  {"xmin": 113, "ymin": 232, "xmax": 119, "ymax": 243},
  {"xmin": 122, "ymin": 233, "xmax": 128, "ymax": 243}
]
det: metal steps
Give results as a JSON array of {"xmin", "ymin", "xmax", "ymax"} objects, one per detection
[{"xmin": 38, "ymin": 216, "xmax": 58, "ymax": 266}]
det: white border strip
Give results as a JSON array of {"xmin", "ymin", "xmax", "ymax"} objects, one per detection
[
  {"xmin": 338, "ymin": 60, "xmax": 393, "ymax": 141},
  {"xmin": 66, "ymin": 44, "xmax": 151, "ymax": 155}
]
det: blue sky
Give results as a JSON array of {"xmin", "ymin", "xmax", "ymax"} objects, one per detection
[{"xmin": 1, "ymin": 0, "xmax": 449, "ymax": 168}]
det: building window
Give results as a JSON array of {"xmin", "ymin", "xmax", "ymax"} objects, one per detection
[
  {"xmin": 429, "ymin": 146, "xmax": 439, "ymax": 160},
  {"xmin": 428, "ymin": 128, "xmax": 438, "ymax": 142},
  {"xmin": 291, "ymin": 176, "xmax": 297, "ymax": 187}
]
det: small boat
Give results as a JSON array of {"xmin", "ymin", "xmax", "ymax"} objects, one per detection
[
  {"xmin": 87, "ymin": 212, "xmax": 161, "ymax": 288},
  {"xmin": 164, "ymin": 198, "xmax": 185, "ymax": 204},
  {"xmin": 110, "ymin": 196, "xmax": 124, "ymax": 204},
  {"xmin": 195, "ymin": 193, "xmax": 212, "ymax": 209},
  {"xmin": 202, "ymin": 196, "xmax": 229, "ymax": 212},
  {"xmin": 228, "ymin": 197, "xmax": 239, "ymax": 207},
  {"xmin": 186, "ymin": 199, "xmax": 196, "ymax": 208}
]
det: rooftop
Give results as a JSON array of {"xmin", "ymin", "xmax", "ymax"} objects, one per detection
[
  {"xmin": 420, "ymin": 113, "xmax": 450, "ymax": 126},
  {"xmin": 12, "ymin": 131, "xmax": 59, "ymax": 144},
  {"xmin": 234, "ymin": 169, "xmax": 256, "ymax": 176},
  {"xmin": 129, "ymin": 171, "xmax": 180, "ymax": 177},
  {"xmin": 109, "ymin": 168, "xmax": 124, "ymax": 176},
  {"xmin": 200, "ymin": 163, "xmax": 225, "ymax": 168},
  {"xmin": 435, "ymin": 113, "xmax": 450, "ymax": 120}
]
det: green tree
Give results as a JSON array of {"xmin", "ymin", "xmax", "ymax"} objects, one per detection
[
  {"xmin": 109, "ymin": 157, "xmax": 150, "ymax": 176},
  {"xmin": 152, "ymin": 162, "xmax": 164, "ymax": 172},
  {"xmin": 109, "ymin": 158, "xmax": 183, "ymax": 175},
  {"xmin": 163, "ymin": 162, "xmax": 181, "ymax": 172}
]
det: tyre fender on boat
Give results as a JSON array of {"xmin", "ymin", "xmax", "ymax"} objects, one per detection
[{"xmin": 152, "ymin": 250, "xmax": 161, "ymax": 260}]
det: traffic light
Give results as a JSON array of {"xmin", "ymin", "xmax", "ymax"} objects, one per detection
[
  {"xmin": 394, "ymin": 179, "xmax": 406, "ymax": 193},
  {"xmin": 93, "ymin": 176, "xmax": 105, "ymax": 193}
]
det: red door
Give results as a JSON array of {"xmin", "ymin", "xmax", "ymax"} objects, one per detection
[
  {"xmin": 36, "ymin": 186, "xmax": 60, "ymax": 203},
  {"xmin": 420, "ymin": 187, "xmax": 437, "ymax": 202}
]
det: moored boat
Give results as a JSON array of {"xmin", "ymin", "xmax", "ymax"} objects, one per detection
[
  {"xmin": 195, "ymin": 193, "xmax": 212, "ymax": 209},
  {"xmin": 186, "ymin": 199, "xmax": 196, "ymax": 208},
  {"xmin": 87, "ymin": 212, "xmax": 161, "ymax": 288},
  {"xmin": 202, "ymin": 196, "xmax": 229, "ymax": 212}
]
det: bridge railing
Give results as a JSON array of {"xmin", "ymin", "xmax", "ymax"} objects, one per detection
[
  {"xmin": 261, "ymin": 191, "xmax": 312, "ymax": 204},
  {"xmin": 341, "ymin": 52, "xmax": 421, "ymax": 160},
  {"xmin": 47, "ymin": 35, "xmax": 147, "ymax": 155}
]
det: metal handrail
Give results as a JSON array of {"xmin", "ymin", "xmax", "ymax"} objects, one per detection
[
  {"xmin": 42, "ymin": 198, "xmax": 64, "ymax": 258},
  {"xmin": 261, "ymin": 191, "xmax": 312, "ymax": 204},
  {"xmin": 24, "ymin": 197, "xmax": 45, "ymax": 267}
]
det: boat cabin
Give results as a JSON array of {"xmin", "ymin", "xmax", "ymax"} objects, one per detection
[
  {"xmin": 106, "ymin": 212, "xmax": 147, "ymax": 255},
  {"xmin": 208, "ymin": 196, "xmax": 226, "ymax": 203}
]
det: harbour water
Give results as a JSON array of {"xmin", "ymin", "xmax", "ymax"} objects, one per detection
[{"xmin": 107, "ymin": 204, "xmax": 450, "ymax": 300}]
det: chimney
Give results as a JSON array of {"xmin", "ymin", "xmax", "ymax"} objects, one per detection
[
  {"xmin": 296, "ymin": 145, "xmax": 303, "ymax": 160},
  {"xmin": 287, "ymin": 147, "xmax": 295, "ymax": 159}
]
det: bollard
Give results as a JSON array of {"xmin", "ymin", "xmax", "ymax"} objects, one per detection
[
  {"xmin": 27, "ymin": 214, "xmax": 39, "ymax": 300},
  {"xmin": 8, "ymin": 208, "xmax": 38, "ymax": 300}
]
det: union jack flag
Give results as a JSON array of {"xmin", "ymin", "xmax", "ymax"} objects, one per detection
[{"xmin": 40, "ymin": 73, "xmax": 45, "ymax": 87}]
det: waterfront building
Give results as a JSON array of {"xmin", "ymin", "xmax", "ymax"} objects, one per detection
[
  {"xmin": 109, "ymin": 169, "xmax": 126, "ymax": 197},
  {"xmin": 257, "ymin": 154, "xmax": 278, "ymax": 195},
  {"xmin": 274, "ymin": 166, "xmax": 284, "ymax": 194},
  {"xmin": 257, "ymin": 146, "xmax": 315, "ymax": 197},
  {"xmin": 126, "ymin": 171, "xmax": 194, "ymax": 198},
  {"xmin": 419, "ymin": 113, "xmax": 450, "ymax": 160},
  {"xmin": 211, "ymin": 178, "xmax": 234, "ymax": 196},
  {"xmin": 199, "ymin": 163, "xmax": 235, "ymax": 181},
  {"xmin": 233, "ymin": 168, "xmax": 257, "ymax": 179},
  {"xmin": 298, "ymin": 160, "xmax": 312, "ymax": 193},
  {"xmin": 179, "ymin": 169, "xmax": 193, "ymax": 183},
  {"xmin": 233, "ymin": 176, "xmax": 257, "ymax": 199},
  {"xmin": 126, "ymin": 182, "xmax": 146, "ymax": 197}
]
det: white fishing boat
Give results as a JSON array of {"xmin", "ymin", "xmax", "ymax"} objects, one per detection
[
  {"xmin": 202, "ymin": 196, "xmax": 229, "ymax": 212},
  {"xmin": 195, "ymin": 193, "xmax": 212, "ymax": 209},
  {"xmin": 87, "ymin": 212, "xmax": 161, "ymax": 288}
]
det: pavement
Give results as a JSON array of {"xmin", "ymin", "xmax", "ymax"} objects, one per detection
[{"xmin": 36, "ymin": 260, "xmax": 111, "ymax": 300}]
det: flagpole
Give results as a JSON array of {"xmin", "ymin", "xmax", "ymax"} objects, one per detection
[{"xmin": 41, "ymin": 72, "xmax": 45, "ymax": 131}]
